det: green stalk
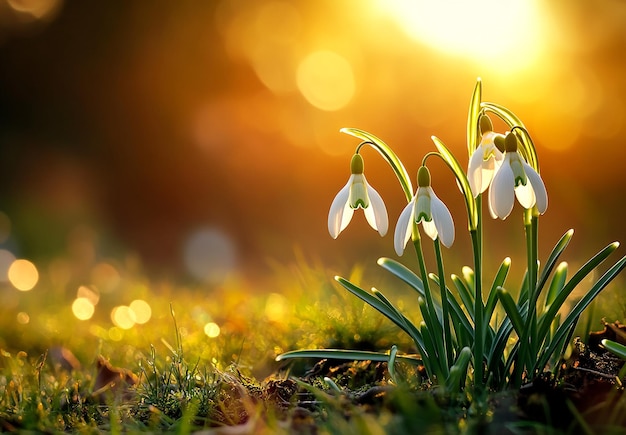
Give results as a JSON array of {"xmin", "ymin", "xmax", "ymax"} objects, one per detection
[
  {"xmin": 512, "ymin": 210, "xmax": 539, "ymax": 387},
  {"xmin": 413, "ymin": 234, "xmax": 448, "ymax": 379},
  {"xmin": 434, "ymin": 238, "xmax": 453, "ymax": 368},
  {"xmin": 470, "ymin": 228, "xmax": 484, "ymax": 390}
]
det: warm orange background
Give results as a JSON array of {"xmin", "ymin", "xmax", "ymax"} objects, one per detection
[{"xmin": 0, "ymin": 1, "xmax": 625, "ymax": 284}]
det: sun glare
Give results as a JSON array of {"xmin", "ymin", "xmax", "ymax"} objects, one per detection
[{"xmin": 378, "ymin": 0, "xmax": 541, "ymax": 72}]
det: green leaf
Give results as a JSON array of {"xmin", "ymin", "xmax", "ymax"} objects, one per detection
[
  {"xmin": 340, "ymin": 128, "xmax": 414, "ymax": 202},
  {"xmin": 431, "ymin": 135, "xmax": 478, "ymax": 230},
  {"xmin": 497, "ymin": 288, "xmax": 524, "ymax": 337},
  {"xmin": 467, "ymin": 78, "xmax": 482, "ymax": 156},
  {"xmin": 335, "ymin": 276, "xmax": 424, "ymax": 348},
  {"xmin": 428, "ymin": 274, "xmax": 474, "ymax": 344},
  {"xmin": 451, "ymin": 274, "xmax": 475, "ymax": 319},
  {"xmin": 537, "ymin": 242, "xmax": 620, "ymax": 343},
  {"xmin": 377, "ymin": 257, "xmax": 425, "ymax": 299},
  {"xmin": 484, "ymin": 257, "xmax": 511, "ymax": 327},
  {"xmin": 545, "ymin": 262, "xmax": 567, "ymax": 309},
  {"xmin": 537, "ymin": 229, "xmax": 574, "ymax": 295},
  {"xmin": 602, "ymin": 339, "xmax": 626, "ymax": 360},
  {"xmin": 275, "ymin": 348, "xmax": 422, "ymax": 364},
  {"xmin": 388, "ymin": 345, "xmax": 399, "ymax": 384},
  {"xmin": 536, "ymin": 254, "xmax": 626, "ymax": 371},
  {"xmin": 446, "ymin": 347, "xmax": 472, "ymax": 393}
]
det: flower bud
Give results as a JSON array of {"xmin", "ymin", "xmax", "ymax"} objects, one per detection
[
  {"xmin": 417, "ymin": 165, "xmax": 431, "ymax": 187},
  {"xmin": 479, "ymin": 114, "xmax": 493, "ymax": 134}
]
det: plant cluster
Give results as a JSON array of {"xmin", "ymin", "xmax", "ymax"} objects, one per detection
[{"xmin": 278, "ymin": 80, "xmax": 626, "ymax": 398}]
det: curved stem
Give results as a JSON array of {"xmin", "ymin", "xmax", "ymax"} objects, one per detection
[{"xmin": 342, "ymin": 128, "xmax": 414, "ymax": 202}]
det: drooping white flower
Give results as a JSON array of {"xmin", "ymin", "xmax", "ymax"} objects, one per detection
[
  {"xmin": 468, "ymin": 115, "xmax": 505, "ymax": 197},
  {"xmin": 394, "ymin": 166, "xmax": 455, "ymax": 256},
  {"xmin": 328, "ymin": 153, "xmax": 388, "ymax": 239},
  {"xmin": 488, "ymin": 132, "xmax": 548, "ymax": 220}
]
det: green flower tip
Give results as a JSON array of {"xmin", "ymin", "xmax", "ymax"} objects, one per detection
[
  {"xmin": 417, "ymin": 165, "xmax": 431, "ymax": 187},
  {"xmin": 350, "ymin": 153, "xmax": 364, "ymax": 174},
  {"xmin": 504, "ymin": 132, "xmax": 518, "ymax": 152},
  {"xmin": 479, "ymin": 114, "xmax": 493, "ymax": 134}
]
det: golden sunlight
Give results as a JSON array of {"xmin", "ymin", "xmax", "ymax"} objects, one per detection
[
  {"xmin": 377, "ymin": 0, "xmax": 542, "ymax": 72},
  {"xmin": 296, "ymin": 51, "xmax": 355, "ymax": 111},
  {"xmin": 8, "ymin": 259, "xmax": 39, "ymax": 291}
]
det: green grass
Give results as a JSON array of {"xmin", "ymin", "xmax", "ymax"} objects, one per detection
[{"xmin": 0, "ymin": 251, "xmax": 625, "ymax": 432}]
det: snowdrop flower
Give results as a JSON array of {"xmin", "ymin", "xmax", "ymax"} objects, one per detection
[
  {"xmin": 328, "ymin": 153, "xmax": 388, "ymax": 239},
  {"xmin": 488, "ymin": 132, "xmax": 548, "ymax": 220},
  {"xmin": 467, "ymin": 115, "xmax": 505, "ymax": 197},
  {"xmin": 394, "ymin": 166, "xmax": 455, "ymax": 256}
]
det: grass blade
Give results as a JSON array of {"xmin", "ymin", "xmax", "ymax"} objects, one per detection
[{"xmin": 276, "ymin": 349, "xmax": 422, "ymax": 365}]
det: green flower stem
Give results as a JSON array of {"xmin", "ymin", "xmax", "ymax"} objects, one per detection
[
  {"xmin": 342, "ymin": 128, "xmax": 414, "ymax": 202},
  {"xmin": 511, "ymin": 210, "xmax": 539, "ymax": 388},
  {"xmin": 470, "ymin": 228, "xmax": 484, "ymax": 390},
  {"xmin": 434, "ymin": 238, "xmax": 453, "ymax": 368},
  {"xmin": 413, "ymin": 232, "xmax": 448, "ymax": 379}
]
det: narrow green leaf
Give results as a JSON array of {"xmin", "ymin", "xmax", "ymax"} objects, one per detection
[
  {"xmin": 446, "ymin": 347, "xmax": 472, "ymax": 393},
  {"xmin": 388, "ymin": 345, "xmax": 399, "ymax": 384},
  {"xmin": 545, "ymin": 262, "xmax": 567, "ymax": 309},
  {"xmin": 340, "ymin": 128, "xmax": 414, "ymax": 201},
  {"xmin": 451, "ymin": 274, "xmax": 475, "ymax": 319},
  {"xmin": 467, "ymin": 78, "xmax": 482, "ymax": 156},
  {"xmin": 602, "ymin": 339, "xmax": 626, "ymax": 360},
  {"xmin": 497, "ymin": 288, "xmax": 524, "ymax": 337},
  {"xmin": 537, "ymin": 254, "xmax": 626, "ymax": 371},
  {"xmin": 537, "ymin": 229, "xmax": 574, "ymax": 294},
  {"xmin": 537, "ymin": 242, "xmax": 620, "ymax": 343},
  {"xmin": 276, "ymin": 348, "xmax": 422, "ymax": 365},
  {"xmin": 484, "ymin": 257, "xmax": 511, "ymax": 327},
  {"xmin": 431, "ymin": 135, "xmax": 478, "ymax": 230},
  {"xmin": 377, "ymin": 257, "xmax": 425, "ymax": 299},
  {"xmin": 336, "ymin": 276, "xmax": 424, "ymax": 348},
  {"xmin": 428, "ymin": 274, "xmax": 474, "ymax": 348},
  {"xmin": 372, "ymin": 287, "xmax": 421, "ymax": 340}
]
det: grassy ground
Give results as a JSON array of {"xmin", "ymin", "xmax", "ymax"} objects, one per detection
[{"xmin": 1, "ymin": 252, "xmax": 626, "ymax": 433}]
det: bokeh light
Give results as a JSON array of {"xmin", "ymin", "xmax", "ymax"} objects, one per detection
[
  {"xmin": 0, "ymin": 250, "xmax": 16, "ymax": 282},
  {"xmin": 6, "ymin": 0, "xmax": 63, "ymax": 20},
  {"xmin": 16, "ymin": 312, "xmax": 30, "ymax": 324},
  {"xmin": 76, "ymin": 285, "xmax": 100, "ymax": 305},
  {"xmin": 111, "ymin": 305, "xmax": 136, "ymax": 330},
  {"xmin": 204, "ymin": 322, "xmax": 220, "ymax": 338},
  {"xmin": 183, "ymin": 227, "xmax": 237, "ymax": 284},
  {"xmin": 265, "ymin": 292, "xmax": 287, "ymax": 322},
  {"xmin": 72, "ymin": 297, "xmax": 95, "ymax": 321},
  {"xmin": 129, "ymin": 299, "xmax": 151, "ymax": 324},
  {"xmin": 8, "ymin": 259, "xmax": 39, "ymax": 291},
  {"xmin": 90, "ymin": 262, "xmax": 121, "ymax": 293},
  {"xmin": 296, "ymin": 51, "xmax": 355, "ymax": 111}
]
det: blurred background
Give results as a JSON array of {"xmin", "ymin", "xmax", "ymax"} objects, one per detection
[{"xmin": 1, "ymin": 0, "xmax": 626, "ymax": 289}]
